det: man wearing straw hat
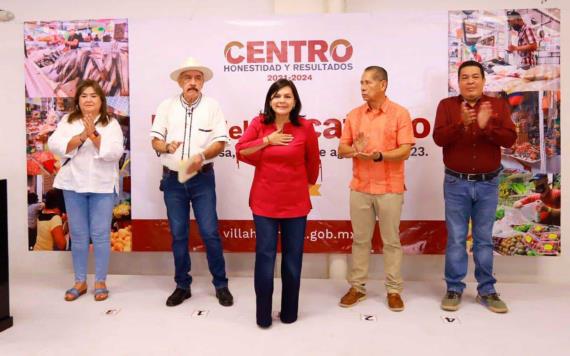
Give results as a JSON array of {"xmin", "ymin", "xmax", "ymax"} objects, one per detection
[{"xmin": 150, "ymin": 57, "xmax": 233, "ymax": 307}]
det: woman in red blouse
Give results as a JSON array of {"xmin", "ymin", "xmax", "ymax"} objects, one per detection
[{"xmin": 236, "ymin": 79, "xmax": 320, "ymax": 328}]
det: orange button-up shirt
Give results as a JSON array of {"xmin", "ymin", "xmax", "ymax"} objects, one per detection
[{"xmin": 340, "ymin": 98, "xmax": 415, "ymax": 194}]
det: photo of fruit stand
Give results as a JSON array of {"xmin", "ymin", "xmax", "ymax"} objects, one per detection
[
  {"xmin": 449, "ymin": 9, "xmax": 562, "ymax": 258},
  {"xmin": 488, "ymin": 171, "xmax": 561, "ymax": 256}
]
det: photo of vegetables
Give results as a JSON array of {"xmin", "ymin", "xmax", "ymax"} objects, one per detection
[
  {"xmin": 467, "ymin": 171, "xmax": 561, "ymax": 256},
  {"xmin": 449, "ymin": 9, "xmax": 562, "ymax": 257}
]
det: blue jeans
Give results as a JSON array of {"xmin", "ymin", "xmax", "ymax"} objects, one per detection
[
  {"xmin": 443, "ymin": 173, "xmax": 498, "ymax": 296},
  {"xmin": 63, "ymin": 190, "xmax": 115, "ymax": 282},
  {"xmin": 160, "ymin": 169, "xmax": 228, "ymax": 290},
  {"xmin": 253, "ymin": 214, "xmax": 306, "ymax": 327}
]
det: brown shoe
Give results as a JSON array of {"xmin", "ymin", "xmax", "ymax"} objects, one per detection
[
  {"xmin": 339, "ymin": 287, "xmax": 366, "ymax": 308},
  {"xmin": 387, "ymin": 293, "xmax": 404, "ymax": 312}
]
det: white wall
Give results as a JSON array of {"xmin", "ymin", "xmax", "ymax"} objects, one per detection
[{"xmin": 1, "ymin": 0, "xmax": 568, "ymax": 286}]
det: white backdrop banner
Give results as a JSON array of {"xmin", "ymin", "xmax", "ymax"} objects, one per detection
[
  {"xmin": 24, "ymin": 10, "xmax": 562, "ymax": 255},
  {"xmin": 128, "ymin": 12, "xmax": 450, "ymax": 253}
]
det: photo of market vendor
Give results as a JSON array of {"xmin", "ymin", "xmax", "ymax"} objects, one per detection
[
  {"xmin": 24, "ymin": 20, "xmax": 129, "ymax": 97},
  {"xmin": 506, "ymin": 10, "xmax": 537, "ymax": 69},
  {"xmin": 513, "ymin": 173, "xmax": 560, "ymax": 225},
  {"xmin": 64, "ymin": 25, "xmax": 83, "ymax": 50},
  {"xmin": 447, "ymin": 9, "xmax": 559, "ymax": 95}
]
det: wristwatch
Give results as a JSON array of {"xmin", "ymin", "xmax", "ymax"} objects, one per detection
[{"xmin": 373, "ymin": 152, "xmax": 383, "ymax": 162}]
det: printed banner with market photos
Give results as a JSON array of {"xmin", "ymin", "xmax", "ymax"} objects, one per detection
[
  {"xmin": 22, "ymin": 9, "xmax": 560, "ymax": 255},
  {"xmin": 24, "ymin": 19, "xmax": 131, "ymax": 252},
  {"xmin": 448, "ymin": 9, "xmax": 561, "ymax": 256}
]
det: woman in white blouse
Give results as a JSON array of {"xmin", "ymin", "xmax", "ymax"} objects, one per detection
[{"xmin": 48, "ymin": 80, "xmax": 124, "ymax": 302}]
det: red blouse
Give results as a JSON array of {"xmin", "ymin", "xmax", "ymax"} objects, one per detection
[{"xmin": 236, "ymin": 115, "xmax": 320, "ymax": 218}]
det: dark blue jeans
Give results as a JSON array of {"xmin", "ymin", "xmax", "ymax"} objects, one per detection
[
  {"xmin": 444, "ymin": 173, "xmax": 499, "ymax": 296},
  {"xmin": 253, "ymin": 214, "xmax": 306, "ymax": 327},
  {"xmin": 161, "ymin": 169, "xmax": 228, "ymax": 290}
]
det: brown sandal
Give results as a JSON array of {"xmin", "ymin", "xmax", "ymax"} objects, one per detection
[
  {"xmin": 64, "ymin": 287, "xmax": 87, "ymax": 301},
  {"xmin": 94, "ymin": 287, "xmax": 109, "ymax": 301}
]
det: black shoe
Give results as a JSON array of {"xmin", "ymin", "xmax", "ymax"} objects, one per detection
[
  {"xmin": 280, "ymin": 313, "xmax": 297, "ymax": 324},
  {"xmin": 257, "ymin": 321, "xmax": 271, "ymax": 329},
  {"xmin": 166, "ymin": 287, "xmax": 191, "ymax": 307},
  {"xmin": 215, "ymin": 287, "xmax": 234, "ymax": 307}
]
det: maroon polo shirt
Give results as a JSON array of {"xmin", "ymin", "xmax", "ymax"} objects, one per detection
[{"xmin": 433, "ymin": 95, "xmax": 517, "ymax": 174}]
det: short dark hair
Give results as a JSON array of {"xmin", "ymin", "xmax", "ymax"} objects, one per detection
[
  {"xmin": 364, "ymin": 66, "xmax": 388, "ymax": 82},
  {"xmin": 68, "ymin": 79, "xmax": 111, "ymax": 126},
  {"xmin": 458, "ymin": 60, "xmax": 485, "ymax": 79},
  {"xmin": 44, "ymin": 189, "xmax": 64, "ymax": 210},
  {"xmin": 28, "ymin": 191, "xmax": 38, "ymax": 205},
  {"xmin": 262, "ymin": 79, "xmax": 303, "ymax": 126}
]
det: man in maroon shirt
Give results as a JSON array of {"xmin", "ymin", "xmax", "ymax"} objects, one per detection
[{"xmin": 433, "ymin": 60, "xmax": 516, "ymax": 313}]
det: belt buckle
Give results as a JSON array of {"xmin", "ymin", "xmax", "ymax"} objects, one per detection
[{"xmin": 466, "ymin": 174, "xmax": 477, "ymax": 181}]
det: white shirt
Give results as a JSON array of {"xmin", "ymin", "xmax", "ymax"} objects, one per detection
[
  {"xmin": 150, "ymin": 94, "xmax": 229, "ymax": 171},
  {"xmin": 48, "ymin": 114, "xmax": 125, "ymax": 194}
]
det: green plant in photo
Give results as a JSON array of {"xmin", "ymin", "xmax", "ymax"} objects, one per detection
[
  {"xmin": 510, "ymin": 182, "xmax": 527, "ymax": 195},
  {"xmin": 495, "ymin": 208, "xmax": 505, "ymax": 221}
]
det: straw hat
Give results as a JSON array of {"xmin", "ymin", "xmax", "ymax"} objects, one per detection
[{"xmin": 170, "ymin": 57, "xmax": 213, "ymax": 82}]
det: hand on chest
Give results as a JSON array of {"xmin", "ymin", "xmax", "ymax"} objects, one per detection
[
  {"xmin": 354, "ymin": 118, "xmax": 398, "ymax": 150},
  {"xmin": 263, "ymin": 125, "xmax": 305, "ymax": 158}
]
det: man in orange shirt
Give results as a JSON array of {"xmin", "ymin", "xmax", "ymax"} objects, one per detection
[{"xmin": 337, "ymin": 66, "xmax": 415, "ymax": 311}]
